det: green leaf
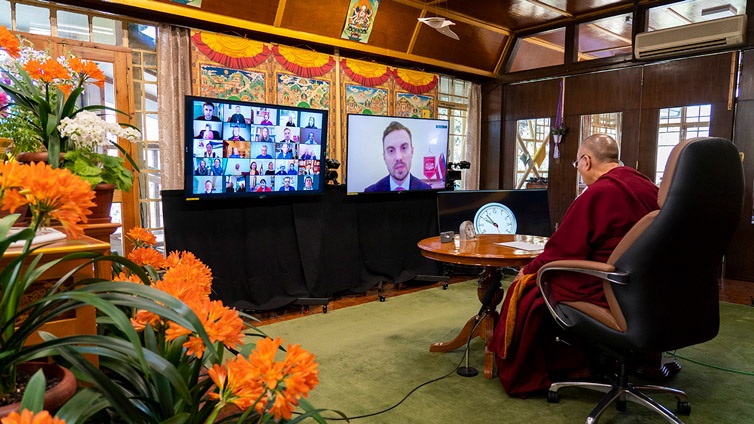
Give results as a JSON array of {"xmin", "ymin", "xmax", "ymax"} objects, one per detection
[
  {"xmin": 19, "ymin": 369, "xmax": 46, "ymax": 413},
  {"xmin": 56, "ymin": 388, "xmax": 111, "ymax": 424}
]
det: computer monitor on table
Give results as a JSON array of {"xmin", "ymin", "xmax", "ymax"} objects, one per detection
[{"xmin": 437, "ymin": 189, "xmax": 551, "ymax": 237}]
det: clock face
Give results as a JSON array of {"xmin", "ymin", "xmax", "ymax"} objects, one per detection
[{"xmin": 473, "ymin": 202, "xmax": 517, "ymax": 234}]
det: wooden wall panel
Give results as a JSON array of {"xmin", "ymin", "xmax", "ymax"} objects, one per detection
[
  {"xmin": 725, "ymin": 49, "xmax": 754, "ymax": 281},
  {"xmin": 480, "ymin": 81, "xmax": 502, "ymax": 189},
  {"xmin": 642, "ymin": 53, "xmax": 735, "ymax": 109},
  {"xmin": 565, "ymin": 68, "xmax": 642, "ymax": 116},
  {"xmin": 504, "ymin": 79, "xmax": 560, "ymax": 120},
  {"xmin": 489, "ymin": 54, "xmax": 748, "ymax": 250}
]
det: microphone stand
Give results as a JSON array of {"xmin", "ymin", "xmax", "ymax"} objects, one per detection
[
  {"xmin": 456, "ymin": 309, "xmax": 487, "ymax": 377},
  {"xmin": 456, "ymin": 267, "xmax": 503, "ymax": 377}
]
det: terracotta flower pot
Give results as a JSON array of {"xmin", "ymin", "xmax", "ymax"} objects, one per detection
[
  {"xmin": 89, "ymin": 183, "xmax": 116, "ymax": 224},
  {"xmin": 15, "ymin": 152, "xmax": 63, "ymax": 164},
  {"xmin": 15, "ymin": 153, "xmax": 116, "ymax": 225},
  {"xmin": 0, "ymin": 363, "xmax": 77, "ymax": 418}
]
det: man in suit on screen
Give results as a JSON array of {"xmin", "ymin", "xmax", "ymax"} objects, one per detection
[{"xmin": 364, "ymin": 121, "xmax": 431, "ymax": 192}]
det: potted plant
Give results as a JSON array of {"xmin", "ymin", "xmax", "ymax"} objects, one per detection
[
  {"xmin": 48, "ymin": 228, "xmax": 340, "ymax": 423},
  {"xmin": 0, "ymin": 104, "xmax": 43, "ymax": 159},
  {"xmin": 0, "ymin": 161, "xmax": 232, "ymax": 421},
  {"xmin": 550, "ymin": 122, "xmax": 568, "ymax": 160},
  {"xmin": 0, "ymin": 26, "xmax": 141, "ymax": 190},
  {"xmin": 0, "ymin": 161, "xmax": 338, "ymax": 422}
]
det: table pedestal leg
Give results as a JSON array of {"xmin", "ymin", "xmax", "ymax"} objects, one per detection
[{"xmin": 429, "ymin": 267, "xmax": 504, "ymax": 378}]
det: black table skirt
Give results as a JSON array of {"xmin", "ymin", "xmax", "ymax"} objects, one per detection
[{"xmin": 162, "ymin": 186, "xmax": 442, "ymax": 310}]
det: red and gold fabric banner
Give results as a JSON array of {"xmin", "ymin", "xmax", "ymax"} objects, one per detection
[
  {"xmin": 272, "ymin": 45, "xmax": 335, "ymax": 78},
  {"xmin": 191, "ymin": 32, "xmax": 271, "ymax": 69},
  {"xmin": 340, "ymin": 58, "xmax": 390, "ymax": 87},
  {"xmin": 391, "ymin": 67, "xmax": 438, "ymax": 94}
]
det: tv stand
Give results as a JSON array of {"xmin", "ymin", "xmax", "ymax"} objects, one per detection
[
  {"xmin": 162, "ymin": 186, "xmax": 442, "ymax": 311},
  {"xmin": 293, "ymin": 297, "xmax": 329, "ymax": 314}
]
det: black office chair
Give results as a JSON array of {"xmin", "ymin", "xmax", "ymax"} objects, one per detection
[{"xmin": 536, "ymin": 137, "xmax": 744, "ymax": 423}]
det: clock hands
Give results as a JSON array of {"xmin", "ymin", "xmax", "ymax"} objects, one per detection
[{"xmin": 482, "ymin": 214, "xmax": 500, "ymax": 233}]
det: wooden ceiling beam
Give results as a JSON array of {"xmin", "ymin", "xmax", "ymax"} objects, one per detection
[
  {"xmin": 391, "ymin": 0, "xmax": 511, "ymax": 35},
  {"xmin": 99, "ymin": 0, "xmax": 497, "ymax": 78}
]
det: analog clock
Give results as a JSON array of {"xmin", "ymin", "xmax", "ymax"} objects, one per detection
[{"xmin": 473, "ymin": 202, "xmax": 517, "ymax": 234}]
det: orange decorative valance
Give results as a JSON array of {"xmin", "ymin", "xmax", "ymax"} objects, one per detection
[
  {"xmin": 191, "ymin": 32, "xmax": 271, "ymax": 69},
  {"xmin": 340, "ymin": 58, "xmax": 390, "ymax": 87},
  {"xmin": 391, "ymin": 68, "xmax": 438, "ymax": 94},
  {"xmin": 272, "ymin": 45, "xmax": 335, "ymax": 78}
]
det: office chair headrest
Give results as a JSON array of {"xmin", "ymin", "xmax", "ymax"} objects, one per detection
[{"xmin": 657, "ymin": 137, "xmax": 695, "ymax": 208}]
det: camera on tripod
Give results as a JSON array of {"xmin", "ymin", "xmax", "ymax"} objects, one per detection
[{"xmin": 445, "ymin": 161, "xmax": 471, "ymax": 190}]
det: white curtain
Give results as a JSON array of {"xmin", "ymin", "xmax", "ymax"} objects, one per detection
[
  {"xmin": 157, "ymin": 24, "xmax": 191, "ymax": 190},
  {"xmin": 464, "ymin": 82, "xmax": 482, "ymax": 190}
]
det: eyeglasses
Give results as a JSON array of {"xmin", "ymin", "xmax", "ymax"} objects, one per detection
[{"xmin": 572, "ymin": 154, "xmax": 588, "ymax": 168}]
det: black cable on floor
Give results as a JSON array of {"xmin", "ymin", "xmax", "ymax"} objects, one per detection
[{"xmin": 319, "ymin": 309, "xmax": 490, "ymax": 421}]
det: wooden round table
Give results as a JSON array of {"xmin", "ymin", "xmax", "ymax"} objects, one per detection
[{"xmin": 417, "ymin": 234, "xmax": 547, "ymax": 378}]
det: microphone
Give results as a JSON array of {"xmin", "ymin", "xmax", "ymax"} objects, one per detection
[{"xmin": 476, "ymin": 272, "xmax": 502, "ymax": 319}]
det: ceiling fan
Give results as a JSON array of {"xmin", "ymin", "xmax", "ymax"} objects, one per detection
[{"xmin": 418, "ymin": 16, "xmax": 459, "ymax": 40}]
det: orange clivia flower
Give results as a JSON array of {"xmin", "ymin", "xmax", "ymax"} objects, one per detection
[
  {"xmin": 128, "ymin": 246, "xmax": 168, "ymax": 268},
  {"xmin": 26, "ymin": 58, "xmax": 71, "ymax": 85},
  {"xmin": 0, "ymin": 26, "xmax": 20, "ymax": 59},
  {"xmin": 126, "ymin": 226, "xmax": 157, "ymax": 247},
  {"xmin": 210, "ymin": 358, "xmax": 265, "ymax": 412},
  {"xmin": 69, "ymin": 57, "xmax": 105, "ymax": 89},
  {"xmin": 161, "ymin": 251, "xmax": 213, "ymax": 295},
  {"xmin": 20, "ymin": 59, "xmax": 43, "ymax": 81},
  {"xmin": 211, "ymin": 337, "xmax": 319, "ymax": 420},
  {"xmin": 130, "ymin": 308, "xmax": 163, "ymax": 332},
  {"xmin": 167, "ymin": 299, "xmax": 245, "ymax": 358},
  {"xmin": 0, "ymin": 161, "xmax": 30, "ymax": 210},
  {"xmin": 114, "ymin": 271, "xmax": 146, "ymax": 284},
  {"xmin": 2, "ymin": 162, "xmax": 94, "ymax": 238},
  {"xmin": 0, "ymin": 409, "xmax": 66, "ymax": 424}
]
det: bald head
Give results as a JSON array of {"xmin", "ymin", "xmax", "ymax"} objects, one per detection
[
  {"xmin": 575, "ymin": 134, "xmax": 621, "ymax": 186},
  {"xmin": 581, "ymin": 134, "xmax": 620, "ymax": 164}
]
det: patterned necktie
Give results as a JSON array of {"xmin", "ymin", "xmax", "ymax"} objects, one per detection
[{"xmin": 395, "ymin": 187, "xmax": 405, "ymax": 191}]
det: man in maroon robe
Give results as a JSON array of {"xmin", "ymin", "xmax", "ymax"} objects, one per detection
[{"xmin": 489, "ymin": 134, "xmax": 660, "ymax": 396}]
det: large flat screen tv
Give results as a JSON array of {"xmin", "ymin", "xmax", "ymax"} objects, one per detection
[
  {"xmin": 184, "ymin": 95, "xmax": 328, "ymax": 199},
  {"xmin": 345, "ymin": 114, "xmax": 449, "ymax": 194},
  {"xmin": 437, "ymin": 189, "xmax": 552, "ymax": 237}
]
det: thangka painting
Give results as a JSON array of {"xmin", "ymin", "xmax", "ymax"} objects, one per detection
[
  {"xmin": 395, "ymin": 93, "xmax": 435, "ymax": 119},
  {"xmin": 276, "ymin": 73, "xmax": 330, "ymax": 110},
  {"xmin": 199, "ymin": 65, "xmax": 266, "ymax": 102},
  {"xmin": 341, "ymin": 0, "xmax": 380, "ymax": 43},
  {"xmin": 344, "ymin": 84, "xmax": 388, "ymax": 115}
]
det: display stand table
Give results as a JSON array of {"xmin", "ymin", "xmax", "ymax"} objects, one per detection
[{"xmin": 3, "ymin": 235, "xmax": 111, "ymax": 365}]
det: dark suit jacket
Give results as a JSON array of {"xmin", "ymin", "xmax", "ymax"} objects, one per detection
[{"xmin": 363, "ymin": 174, "xmax": 431, "ymax": 192}]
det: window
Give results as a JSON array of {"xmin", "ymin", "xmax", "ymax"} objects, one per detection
[
  {"xmin": 656, "ymin": 105, "xmax": 710, "ymax": 184},
  {"xmin": 579, "ymin": 112, "xmax": 623, "ymax": 192},
  {"xmin": 577, "ymin": 14, "xmax": 633, "ymax": 61},
  {"xmin": 508, "ymin": 28, "xmax": 565, "ymax": 72},
  {"xmin": 129, "ymin": 24, "xmax": 163, "ymax": 252},
  {"xmin": 437, "ymin": 76, "xmax": 471, "ymax": 190},
  {"xmin": 515, "ymin": 118, "xmax": 550, "ymax": 189}
]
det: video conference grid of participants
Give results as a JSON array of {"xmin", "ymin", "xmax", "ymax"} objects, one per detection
[{"xmin": 191, "ymin": 100, "xmax": 324, "ymax": 194}]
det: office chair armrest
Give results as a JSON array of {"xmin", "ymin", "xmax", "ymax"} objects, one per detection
[
  {"xmin": 536, "ymin": 260, "xmax": 627, "ymax": 330},
  {"xmin": 536, "ymin": 259, "xmax": 628, "ymax": 285}
]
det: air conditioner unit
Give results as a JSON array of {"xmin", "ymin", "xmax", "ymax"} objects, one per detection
[{"xmin": 635, "ymin": 14, "xmax": 747, "ymax": 60}]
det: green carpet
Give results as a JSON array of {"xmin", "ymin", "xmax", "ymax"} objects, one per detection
[{"xmin": 258, "ymin": 280, "xmax": 754, "ymax": 423}]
